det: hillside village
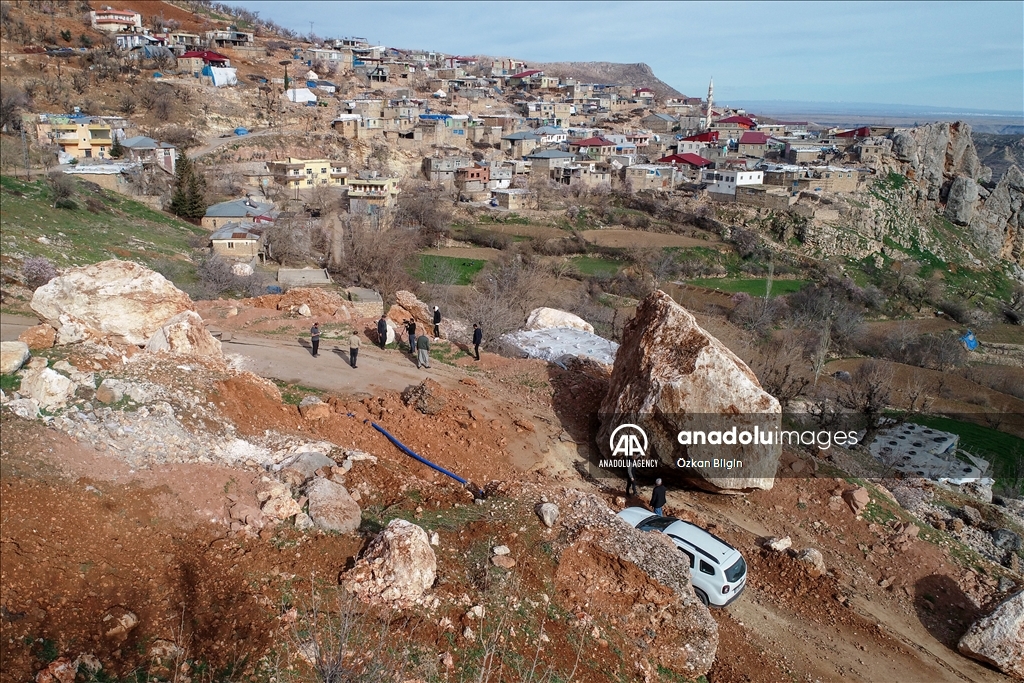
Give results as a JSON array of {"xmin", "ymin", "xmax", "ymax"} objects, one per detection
[{"xmin": 1, "ymin": 2, "xmax": 1024, "ymax": 683}]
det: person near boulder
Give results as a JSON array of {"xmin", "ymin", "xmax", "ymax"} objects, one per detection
[
  {"xmin": 472, "ymin": 323, "xmax": 483, "ymax": 361},
  {"xmin": 433, "ymin": 305, "xmax": 441, "ymax": 339},
  {"xmin": 310, "ymin": 322, "xmax": 320, "ymax": 357},
  {"xmin": 406, "ymin": 320, "xmax": 417, "ymax": 354},
  {"xmin": 625, "ymin": 462, "xmax": 638, "ymax": 497},
  {"xmin": 349, "ymin": 332, "xmax": 360, "ymax": 368},
  {"xmin": 376, "ymin": 315, "xmax": 388, "ymax": 349},
  {"xmin": 651, "ymin": 478, "xmax": 666, "ymax": 516},
  {"xmin": 416, "ymin": 334, "xmax": 431, "ymax": 369}
]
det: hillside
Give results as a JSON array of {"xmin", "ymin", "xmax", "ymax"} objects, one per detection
[
  {"xmin": 532, "ymin": 61, "xmax": 684, "ymax": 98},
  {"xmin": 974, "ymin": 133, "xmax": 1024, "ymax": 182}
]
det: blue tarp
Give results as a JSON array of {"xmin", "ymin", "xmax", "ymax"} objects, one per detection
[{"xmin": 961, "ymin": 329, "xmax": 979, "ymax": 351}]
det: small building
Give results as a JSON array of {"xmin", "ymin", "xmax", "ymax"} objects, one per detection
[
  {"xmin": 42, "ymin": 116, "xmax": 117, "ymax": 160},
  {"xmin": 640, "ymin": 112, "xmax": 678, "ymax": 133},
  {"xmin": 120, "ymin": 136, "xmax": 177, "ymax": 174},
  {"xmin": 491, "ymin": 188, "xmax": 535, "ymax": 210},
  {"xmin": 701, "ymin": 168, "xmax": 764, "ymax": 196},
  {"xmin": 166, "ymin": 32, "xmax": 202, "ymax": 55},
  {"xmin": 422, "ymin": 156, "xmax": 473, "ymax": 183},
  {"xmin": 524, "ymin": 149, "xmax": 577, "ymax": 174},
  {"xmin": 347, "ymin": 175, "xmax": 400, "ymax": 213},
  {"xmin": 267, "ymin": 158, "xmax": 348, "ymax": 190},
  {"xmin": 202, "ymin": 197, "xmax": 275, "ymax": 230},
  {"xmin": 331, "ymin": 114, "xmax": 362, "ymax": 139},
  {"xmin": 624, "ymin": 164, "xmax": 677, "ymax": 191},
  {"xmin": 455, "ymin": 163, "xmax": 491, "ymax": 194},
  {"xmin": 206, "ymin": 27, "xmax": 254, "ymax": 48},
  {"xmin": 786, "ymin": 143, "xmax": 824, "ymax": 165},
  {"xmin": 90, "ymin": 7, "xmax": 142, "ymax": 33},
  {"xmin": 657, "ymin": 153, "xmax": 711, "ymax": 182},
  {"xmin": 210, "ymin": 223, "xmax": 263, "ymax": 262},
  {"xmin": 569, "ymin": 136, "xmax": 616, "ymax": 161},
  {"xmin": 532, "ymin": 125, "xmax": 567, "ymax": 144},
  {"xmin": 178, "ymin": 50, "xmax": 230, "ymax": 76},
  {"xmin": 737, "ymin": 131, "xmax": 770, "ymax": 158},
  {"xmin": 501, "ymin": 130, "xmax": 540, "ymax": 158}
]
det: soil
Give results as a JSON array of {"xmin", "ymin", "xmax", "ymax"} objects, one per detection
[{"xmin": 580, "ymin": 229, "xmax": 726, "ymax": 250}]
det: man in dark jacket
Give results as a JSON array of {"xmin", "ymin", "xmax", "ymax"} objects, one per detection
[
  {"xmin": 406, "ymin": 320, "xmax": 417, "ymax": 354},
  {"xmin": 416, "ymin": 334, "xmax": 431, "ymax": 369},
  {"xmin": 472, "ymin": 323, "xmax": 483, "ymax": 361},
  {"xmin": 433, "ymin": 306, "xmax": 441, "ymax": 339},
  {"xmin": 376, "ymin": 315, "xmax": 388, "ymax": 349},
  {"xmin": 650, "ymin": 478, "xmax": 666, "ymax": 516},
  {"xmin": 309, "ymin": 322, "xmax": 320, "ymax": 357}
]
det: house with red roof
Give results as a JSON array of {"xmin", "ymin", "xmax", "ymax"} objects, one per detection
[
  {"xmin": 738, "ymin": 131, "xmax": 771, "ymax": 157},
  {"xmin": 568, "ymin": 136, "xmax": 617, "ymax": 161},
  {"xmin": 508, "ymin": 69, "xmax": 544, "ymax": 87},
  {"xmin": 683, "ymin": 130, "xmax": 720, "ymax": 143},
  {"xmin": 657, "ymin": 152, "xmax": 712, "ymax": 181},
  {"xmin": 178, "ymin": 50, "xmax": 231, "ymax": 75}
]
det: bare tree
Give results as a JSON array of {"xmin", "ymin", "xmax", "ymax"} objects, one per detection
[{"xmin": 837, "ymin": 360, "xmax": 894, "ymax": 445}]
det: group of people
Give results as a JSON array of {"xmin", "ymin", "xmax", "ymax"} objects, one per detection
[{"xmin": 308, "ymin": 305, "xmax": 484, "ymax": 371}]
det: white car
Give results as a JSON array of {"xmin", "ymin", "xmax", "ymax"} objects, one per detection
[{"xmin": 617, "ymin": 507, "xmax": 747, "ymax": 607}]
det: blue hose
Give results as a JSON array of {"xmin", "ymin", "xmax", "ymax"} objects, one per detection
[{"xmin": 367, "ymin": 420, "xmax": 484, "ymax": 498}]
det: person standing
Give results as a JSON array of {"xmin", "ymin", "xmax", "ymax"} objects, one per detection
[
  {"xmin": 310, "ymin": 322, "xmax": 320, "ymax": 357},
  {"xmin": 376, "ymin": 315, "xmax": 388, "ymax": 349},
  {"xmin": 433, "ymin": 305, "xmax": 441, "ymax": 340},
  {"xmin": 406, "ymin": 320, "xmax": 417, "ymax": 354},
  {"xmin": 650, "ymin": 478, "xmax": 667, "ymax": 516},
  {"xmin": 349, "ymin": 331, "xmax": 360, "ymax": 368},
  {"xmin": 416, "ymin": 333, "xmax": 431, "ymax": 369},
  {"xmin": 472, "ymin": 323, "xmax": 483, "ymax": 361},
  {"xmin": 625, "ymin": 462, "xmax": 638, "ymax": 497}
]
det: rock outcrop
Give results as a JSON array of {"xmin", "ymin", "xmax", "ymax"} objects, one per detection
[
  {"xmin": 343, "ymin": 519, "xmax": 436, "ymax": 606},
  {"xmin": 957, "ymin": 590, "xmax": 1024, "ymax": 679},
  {"xmin": 524, "ymin": 307, "xmax": 595, "ymax": 334},
  {"xmin": 0, "ymin": 341, "xmax": 30, "ymax": 375},
  {"xmin": 889, "ymin": 122, "xmax": 986, "ymax": 201},
  {"xmin": 30, "ymin": 261, "xmax": 193, "ymax": 346},
  {"xmin": 970, "ymin": 164, "xmax": 1024, "ymax": 266},
  {"xmin": 945, "ymin": 176, "xmax": 979, "ymax": 225},
  {"xmin": 598, "ymin": 291, "xmax": 782, "ymax": 492},
  {"xmin": 145, "ymin": 311, "xmax": 222, "ymax": 357}
]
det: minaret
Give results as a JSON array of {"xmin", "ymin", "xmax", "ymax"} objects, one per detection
[{"xmin": 703, "ymin": 77, "xmax": 714, "ymax": 130}]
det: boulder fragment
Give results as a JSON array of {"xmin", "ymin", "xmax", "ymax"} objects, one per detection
[
  {"xmin": 145, "ymin": 310, "xmax": 222, "ymax": 358},
  {"xmin": 343, "ymin": 519, "xmax": 436, "ymax": 606},
  {"xmin": 957, "ymin": 590, "xmax": 1024, "ymax": 679},
  {"xmin": 0, "ymin": 341, "xmax": 30, "ymax": 375},
  {"xmin": 305, "ymin": 477, "xmax": 361, "ymax": 533},
  {"xmin": 18, "ymin": 324, "xmax": 56, "ymax": 351}
]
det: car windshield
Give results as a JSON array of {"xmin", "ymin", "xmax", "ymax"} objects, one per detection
[
  {"xmin": 638, "ymin": 516, "xmax": 677, "ymax": 531},
  {"xmin": 725, "ymin": 556, "xmax": 746, "ymax": 583}
]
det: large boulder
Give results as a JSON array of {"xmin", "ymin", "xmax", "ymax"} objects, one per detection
[
  {"xmin": 19, "ymin": 366, "xmax": 75, "ymax": 409},
  {"xmin": 343, "ymin": 519, "xmax": 436, "ymax": 606},
  {"xmin": 0, "ymin": 341, "xmax": 30, "ymax": 375},
  {"xmin": 598, "ymin": 291, "xmax": 781, "ymax": 492},
  {"xmin": 957, "ymin": 590, "xmax": 1024, "ymax": 679},
  {"xmin": 305, "ymin": 477, "xmax": 361, "ymax": 533},
  {"xmin": 144, "ymin": 311, "xmax": 221, "ymax": 357},
  {"xmin": 30, "ymin": 260, "xmax": 193, "ymax": 346},
  {"xmin": 524, "ymin": 307, "xmax": 595, "ymax": 334},
  {"xmin": 389, "ymin": 290, "xmax": 463, "ymax": 340}
]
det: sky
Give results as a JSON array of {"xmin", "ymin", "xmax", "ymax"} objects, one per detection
[{"xmin": 232, "ymin": 1, "xmax": 1024, "ymax": 113}]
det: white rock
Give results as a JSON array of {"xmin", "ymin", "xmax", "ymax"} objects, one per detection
[
  {"xmin": 31, "ymin": 260, "xmax": 194, "ymax": 346},
  {"xmin": 958, "ymin": 590, "xmax": 1024, "ymax": 678},
  {"xmin": 231, "ymin": 263, "xmax": 254, "ymax": 277},
  {"xmin": 0, "ymin": 341, "xmax": 30, "ymax": 375},
  {"xmin": 524, "ymin": 307, "xmax": 595, "ymax": 334},
  {"xmin": 145, "ymin": 310, "xmax": 222, "ymax": 358},
  {"xmin": 343, "ymin": 519, "xmax": 436, "ymax": 606},
  {"xmin": 305, "ymin": 477, "xmax": 361, "ymax": 534},
  {"xmin": 492, "ymin": 545, "xmax": 511, "ymax": 556},
  {"xmin": 297, "ymin": 303, "xmax": 312, "ymax": 317},
  {"xmin": 536, "ymin": 502, "xmax": 560, "ymax": 528},
  {"xmin": 5, "ymin": 398, "xmax": 40, "ymax": 419},
  {"xmin": 763, "ymin": 536, "xmax": 792, "ymax": 552},
  {"xmin": 19, "ymin": 366, "xmax": 76, "ymax": 409}
]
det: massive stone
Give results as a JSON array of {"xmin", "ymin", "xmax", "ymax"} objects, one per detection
[
  {"xmin": 343, "ymin": 519, "xmax": 436, "ymax": 606},
  {"xmin": 970, "ymin": 164, "xmax": 1024, "ymax": 267},
  {"xmin": 19, "ymin": 366, "xmax": 75, "ymax": 409},
  {"xmin": 524, "ymin": 307, "xmax": 595, "ymax": 334},
  {"xmin": 31, "ymin": 261, "xmax": 194, "ymax": 346},
  {"xmin": 17, "ymin": 324, "xmax": 56, "ymax": 351},
  {"xmin": 957, "ymin": 590, "xmax": 1024, "ymax": 679},
  {"xmin": 0, "ymin": 341, "xmax": 30, "ymax": 375},
  {"xmin": 305, "ymin": 477, "xmax": 361, "ymax": 534},
  {"xmin": 598, "ymin": 290, "xmax": 781, "ymax": 492},
  {"xmin": 945, "ymin": 175, "xmax": 979, "ymax": 225},
  {"xmin": 889, "ymin": 122, "xmax": 983, "ymax": 201},
  {"xmin": 389, "ymin": 290, "xmax": 463, "ymax": 340}
]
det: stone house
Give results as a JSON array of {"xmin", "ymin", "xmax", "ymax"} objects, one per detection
[
  {"xmin": 624, "ymin": 164, "xmax": 678, "ymax": 191},
  {"xmin": 501, "ymin": 131, "xmax": 540, "ymax": 158},
  {"xmin": 90, "ymin": 7, "xmax": 141, "ymax": 32},
  {"xmin": 422, "ymin": 156, "xmax": 473, "ymax": 183},
  {"xmin": 210, "ymin": 223, "xmax": 263, "ymax": 262},
  {"xmin": 491, "ymin": 188, "xmax": 535, "ymax": 210},
  {"xmin": 737, "ymin": 131, "xmax": 770, "ymax": 158},
  {"xmin": 202, "ymin": 197, "xmax": 275, "ymax": 230},
  {"xmin": 640, "ymin": 112, "xmax": 678, "ymax": 133}
]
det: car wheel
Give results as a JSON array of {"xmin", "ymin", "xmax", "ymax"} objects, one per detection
[{"xmin": 694, "ymin": 589, "xmax": 709, "ymax": 607}]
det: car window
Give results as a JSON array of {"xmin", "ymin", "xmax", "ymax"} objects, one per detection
[
  {"xmin": 638, "ymin": 516, "xmax": 677, "ymax": 532},
  {"xmin": 725, "ymin": 556, "xmax": 746, "ymax": 583},
  {"xmin": 681, "ymin": 549, "xmax": 695, "ymax": 569},
  {"xmin": 700, "ymin": 560, "xmax": 715, "ymax": 576}
]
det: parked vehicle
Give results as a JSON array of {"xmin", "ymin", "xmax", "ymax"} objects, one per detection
[{"xmin": 617, "ymin": 507, "xmax": 747, "ymax": 607}]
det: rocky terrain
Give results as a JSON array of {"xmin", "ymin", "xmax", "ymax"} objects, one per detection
[
  {"xmin": 531, "ymin": 61, "xmax": 683, "ymax": 99},
  {"xmin": 2, "ymin": 261, "xmax": 1022, "ymax": 683}
]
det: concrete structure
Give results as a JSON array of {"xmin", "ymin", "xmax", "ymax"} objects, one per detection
[
  {"xmin": 701, "ymin": 168, "xmax": 764, "ymax": 196},
  {"xmin": 347, "ymin": 175, "xmax": 400, "ymax": 213},
  {"xmin": 640, "ymin": 112, "xmax": 678, "ymax": 133},
  {"xmin": 737, "ymin": 131, "xmax": 770, "ymax": 158},
  {"xmin": 90, "ymin": 7, "xmax": 142, "ymax": 32},
  {"xmin": 267, "ymin": 158, "xmax": 348, "ymax": 190},
  {"xmin": 40, "ymin": 116, "xmax": 118, "ymax": 161},
  {"xmin": 422, "ymin": 156, "xmax": 473, "ymax": 183},
  {"xmin": 624, "ymin": 164, "xmax": 677, "ymax": 191},
  {"xmin": 202, "ymin": 197, "xmax": 275, "ymax": 230},
  {"xmin": 867, "ymin": 423, "xmax": 989, "ymax": 483},
  {"xmin": 278, "ymin": 268, "xmax": 332, "ymax": 286},
  {"xmin": 120, "ymin": 136, "xmax": 177, "ymax": 174},
  {"xmin": 491, "ymin": 188, "xmax": 534, "ymax": 210},
  {"xmin": 501, "ymin": 130, "xmax": 540, "ymax": 158},
  {"xmin": 210, "ymin": 223, "xmax": 263, "ymax": 262},
  {"xmin": 206, "ymin": 27, "xmax": 254, "ymax": 48},
  {"xmin": 177, "ymin": 50, "xmax": 230, "ymax": 76},
  {"xmin": 569, "ymin": 136, "xmax": 616, "ymax": 161}
]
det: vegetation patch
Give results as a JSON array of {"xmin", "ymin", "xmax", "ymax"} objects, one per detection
[
  {"xmin": 415, "ymin": 254, "xmax": 486, "ymax": 285},
  {"xmin": 688, "ymin": 278, "xmax": 809, "ymax": 296}
]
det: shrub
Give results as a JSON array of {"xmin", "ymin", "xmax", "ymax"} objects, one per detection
[{"xmin": 22, "ymin": 257, "xmax": 57, "ymax": 289}]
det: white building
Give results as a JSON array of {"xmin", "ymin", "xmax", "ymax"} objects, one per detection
[
  {"xmin": 90, "ymin": 7, "xmax": 142, "ymax": 33},
  {"xmin": 701, "ymin": 168, "xmax": 763, "ymax": 195}
]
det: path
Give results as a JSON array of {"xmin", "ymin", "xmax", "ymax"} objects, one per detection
[{"xmin": 188, "ymin": 128, "xmax": 278, "ymax": 159}]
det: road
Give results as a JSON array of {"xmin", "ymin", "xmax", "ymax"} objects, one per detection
[{"xmin": 188, "ymin": 128, "xmax": 279, "ymax": 159}]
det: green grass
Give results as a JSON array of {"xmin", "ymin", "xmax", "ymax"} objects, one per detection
[
  {"xmin": 571, "ymin": 255, "xmax": 622, "ymax": 276},
  {"xmin": 1, "ymin": 374, "xmax": 21, "ymax": 393},
  {"xmin": 415, "ymin": 254, "xmax": 486, "ymax": 285},
  {"xmin": 909, "ymin": 415, "xmax": 1024, "ymax": 494},
  {"xmin": 688, "ymin": 278, "xmax": 809, "ymax": 296},
  {"xmin": 431, "ymin": 343, "xmax": 468, "ymax": 365},
  {"xmin": 271, "ymin": 380, "xmax": 324, "ymax": 406},
  {"xmin": 0, "ymin": 175, "xmax": 205, "ymax": 270}
]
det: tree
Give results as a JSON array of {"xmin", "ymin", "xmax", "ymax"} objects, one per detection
[
  {"xmin": 47, "ymin": 171, "xmax": 75, "ymax": 208},
  {"xmin": 169, "ymin": 155, "xmax": 207, "ymax": 221},
  {"xmin": 108, "ymin": 135, "xmax": 124, "ymax": 159}
]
